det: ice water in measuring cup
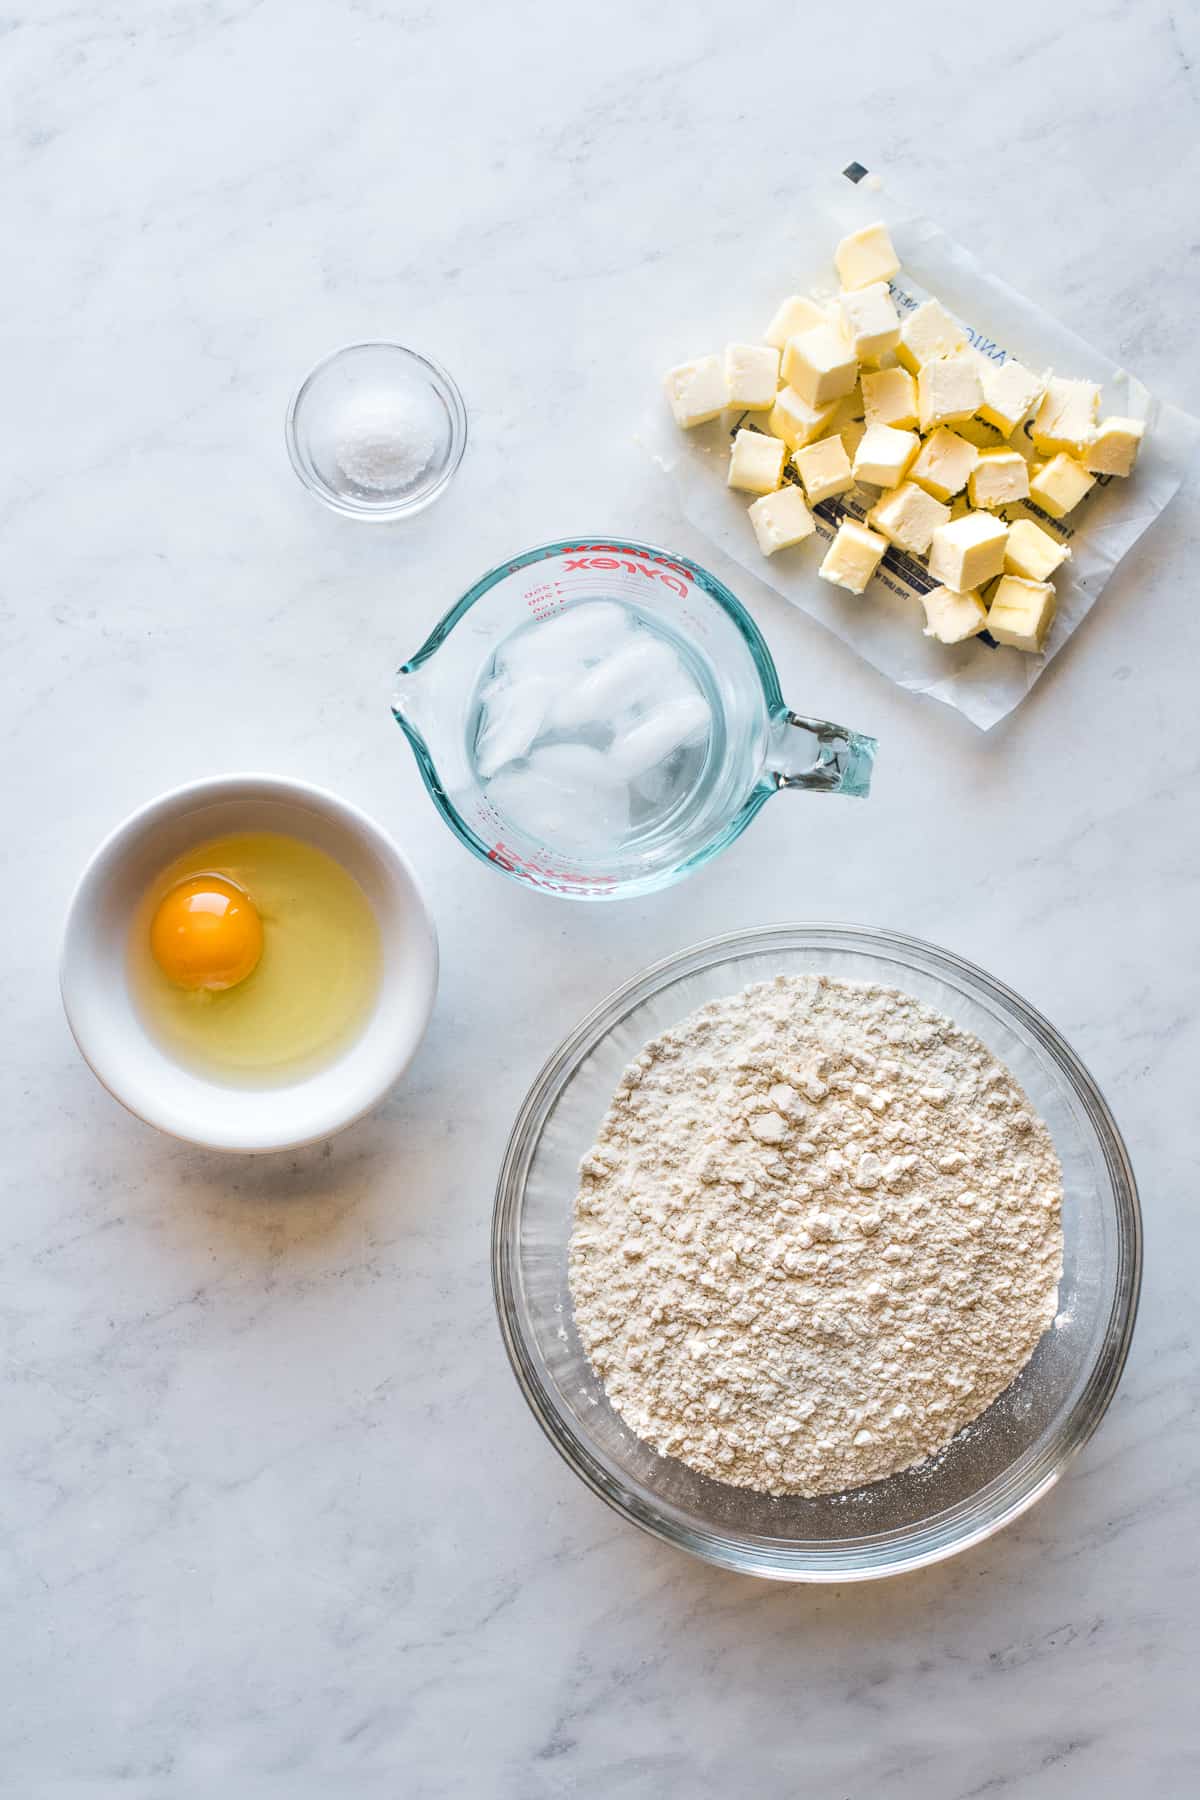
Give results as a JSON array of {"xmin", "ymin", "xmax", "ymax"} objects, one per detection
[{"xmin": 468, "ymin": 600, "xmax": 718, "ymax": 860}]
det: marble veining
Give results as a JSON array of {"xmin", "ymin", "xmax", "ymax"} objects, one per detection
[{"xmin": 3, "ymin": 0, "xmax": 1198, "ymax": 1794}]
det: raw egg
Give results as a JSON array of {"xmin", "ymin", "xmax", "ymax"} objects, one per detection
[
  {"xmin": 132, "ymin": 832, "xmax": 381, "ymax": 1084},
  {"xmin": 150, "ymin": 875, "xmax": 264, "ymax": 991}
]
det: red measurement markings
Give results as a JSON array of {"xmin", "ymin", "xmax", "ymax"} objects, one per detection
[
  {"xmin": 487, "ymin": 839, "xmax": 618, "ymax": 896},
  {"xmin": 522, "ymin": 579, "xmax": 565, "ymax": 619}
]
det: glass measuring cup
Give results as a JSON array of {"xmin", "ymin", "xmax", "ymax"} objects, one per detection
[{"xmin": 391, "ymin": 538, "xmax": 877, "ymax": 900}]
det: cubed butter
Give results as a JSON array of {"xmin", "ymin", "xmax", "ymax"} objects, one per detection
[
  {"xmin": 1083, "ymin": 416, "xmax": 1145, "ymax": 477},
  {"xmin": 834, "ymin": 222, "xmax": 900, "ymax": 291},
  {"xmin": 867, "ymin": 481, "xmax": 950, "ymax": 557},
  {"xmin": 987, "ymin": 575, "xmax": 1057, "ymax": 653},
  {"xmin": 967, "ymin": 447, "xmax": 1030, "ymax": 509},
  {"xmin": 792, "ymin": 434, "xmax": 854, "ymax": 504},
  {"xmin": 818, "ymin": 520, "xmax": 889, "ymax": 594},
  {"xmin": 837, "ymin": 282, "xmax": 901, "ymax": 365},
  {"xmin": 782, "ymin": 324, "xmax": 859, "ymax": 408},
  {"xmin": 920, "ymin": 585, "xmax": 989, "ymax": 645},
  {"xmin": 765, "ymin": 295, "xmax": 828, "ymax": 351},
  {"xmin": 853, "ymin": 422, "xmax": 919, "ymax": 488},
  {"xmin": 896, "ymin": 298, "xmax": 966, "ymax": 374},
  {"xmin": 1004, "ymin": 518, "xmax": 1071, "ymax": 582},
  {"xmin": 664, "ymin": 355, "xmax": 728, "ymax": 428},
  {"xmin": 1029, "ymin": 453, "xmax": 1095, "ymax": 519},
  {"xmin": 910, "ymin": 428, "xmax": 978, "ymax": 502},
  {"xmin": 977, "ymin": 356, "xmax": 1047, "ymax": 437},
  {"xmin": 917, "ymin": 353, "xmax": 984, "ymax": 432},
  {"xmin": 768, "ymin": 386, "xmax": 838, "ymax": 450},
  {"xmin": 728, "ymin": 428, "xmax": 786, "ymax": 494},
  {"xmin": 724, "ymin": 343, "xmax": 780, "ymax": 410},
  {"xmin": 1031, "ymin": 377, "xmax": 1101, "ymax": 456},
  {"xmin": 861, "ymin": 366, "xmax": 917, "ymax": 430},
  {"xmin": 927, "ymin": 512, "xmax": 1008, "ymax": 592},
  {"xmin": 748, "ymin": 486, "xmax": 815, "ymax": 555}
]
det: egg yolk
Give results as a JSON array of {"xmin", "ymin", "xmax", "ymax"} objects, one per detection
[{"xmin": 149, "ymin": 876, "xmax": 264, "ymax": 991}]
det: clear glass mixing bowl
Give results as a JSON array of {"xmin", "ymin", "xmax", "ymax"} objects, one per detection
[{"xmin": 492, "ymin": 925, "xmax": 1141, "ymax": 1581}]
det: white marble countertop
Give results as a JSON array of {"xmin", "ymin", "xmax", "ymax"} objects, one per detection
[{"xmin": 6, "ymin": 2, "xmax": 1199, "ymax": 1794}]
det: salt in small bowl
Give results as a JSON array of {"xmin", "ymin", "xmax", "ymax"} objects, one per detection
[{"xmin": 286, "ymin": 342, "xmax": 468, "ymax": 521}]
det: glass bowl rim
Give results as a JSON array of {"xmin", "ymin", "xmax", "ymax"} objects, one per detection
[
  {"xmin": 492, "ymin": 922, "xmax": 1142, "ymax": 1581},
  {"xmin": 284, "ymin": 340, "xmax": 468, "ymax": 520}
]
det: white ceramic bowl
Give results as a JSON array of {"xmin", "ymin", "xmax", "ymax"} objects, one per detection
[{"xmin": 60, "ymin": 775, "xmax": 438, "ymax": 1153}]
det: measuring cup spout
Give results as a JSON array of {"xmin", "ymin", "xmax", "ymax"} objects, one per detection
[
  {"xmin": 391, "ymin": 661, "xmax": 434, "ymax": 736},
  {"xmin": 766, "ymin": 712, "xmax": 877, "ymax": 798}
]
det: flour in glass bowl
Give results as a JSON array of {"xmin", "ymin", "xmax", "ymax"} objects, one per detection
[{"xmin": 568, "ymin": 974, "xmax": 1064, "ymax": 1498}]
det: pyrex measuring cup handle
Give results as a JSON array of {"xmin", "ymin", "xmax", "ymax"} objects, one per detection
[{"xmin": 767, "ymin": 712, "xmax": 877, "ymax": 798}]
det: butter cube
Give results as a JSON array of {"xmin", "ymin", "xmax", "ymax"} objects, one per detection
[
  {"xmin": 853, "ymin": 422, "xmax": 919, "ymax": 488},
  {"xmin": 782, "ymin": 325, "xmax": 859, "ymax": 408},
  {"xmin": 792, "ymin": 434, "xmax": 854, "ymax": 504},
  {"xmin": 818, "ymin": 520, "xmax": 889, "ymax": 594},
  {"xmin": 927, "ymin": 513, "xmax": 1008, "ymax": 592},
  {"xmin": 867, "ymin": 481, "xmax": 950, "ymax": 557},
  {"xmin": 835, "ymin": 222, "xmax": 900, "ymax": 291},
  {"xmin": 861, "ymin": 366, "xmax": 917, "ymax": 430},
  {"xmin": 1029, "ymin": 453, "xmax": 1095, "ymax": 519},
  {"xmin": 768, "ymin": 386, "xmax": 838, "ymax": 450},
  {"xmin": 664, "ymin": 355, "xmax": 728, "ymax": 428},
  {"xmin": 896, "ymin": 298, "xmax": 966, "ymax": 374},
  {"xmin": 1031, "ymin": 377, "xmax": 1101, "ymax": 456},
  {"xmin": 837, "ymin": 283, "xmax": 901, "ymax": 365},
  {"xmin": 728, "ymin": 428, "xmax": 786, "ymax": 494},
  {"xmin": 987, "ymin": 575, "xmax": 1057, "ymax": 653},
  {"xmin": 917, "ymin": 354, "xmax": 983, "ymax": 432},
  {"xmin": 967, "ymin": 448, "xmax": 1030, "ymax": 509},
  {"xmin": 977, "ymin": 357, "xmax": 1047, "ymax": 437},
  {"xmin": 910, "ymin": 428, "xmax": 978, "ymax": 502},
  {"xmin": 1004, "ymin": 518, "xmax": 1071, "ymax": 582},
  {"xmin": 725, "ymin": 343, "xmax": 781, "ymax": 410},
  {"xmin": 765, "ymin": 295, "xmax": 828, "ymax": 351},
  {"xmin": 920, "ymin": 585, "xmax": 989, "ymax": 645},
  {"xmin": 748, "ymin": 486, "xmax": 815, "ymax": 555},
  {"xmin": 1083, "ymin": 416, "xmax": 1145, "ymax": 477}
]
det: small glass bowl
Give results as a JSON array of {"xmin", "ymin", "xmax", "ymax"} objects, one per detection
[
  {"xmin": 492, "ymin": 925, "xmax": 1142, "ymax": 1581},
  {"xmin": 285, "ymin": 342, "xmax": 467, "ymax": 521}
]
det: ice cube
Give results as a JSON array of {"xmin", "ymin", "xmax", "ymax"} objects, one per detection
[
  {"xmin": 612, "ymin": 655, "xmax": 700, "ymax": 733},
  {"xmin": 497, "ymin": 602, "xmax": 631, "ymax": 683},
  {"xmin": 633, "ymin": 759, "xmax": 678, "ymax": 809},
  {"xmin": 486, "ymin": 758, "xmax": 629, "ymax": 852},
  {"xmin": 474, "ymin": 673, "xmax": 555, "ymax": 778},
  {"xmin": 525, "ymin": 748, "xmax": 630, "ymax": 843},
  {"xmin": 484, "ymin": 770, "xmax": 576, "ymax": 845},
  {"xmin": 529, "ymin": 743, "xmax": 628, "ymax": 788},
  {"xmin": 609, "ymin": 695, "xmax": 710, "ymax": 779},
  {"xmin": 548, "ymin": 637, "xmax": 688, "ymax": 733}
]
